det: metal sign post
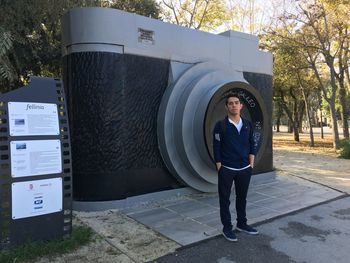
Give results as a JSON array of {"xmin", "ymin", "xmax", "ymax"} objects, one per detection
[{"xmin": 0, "ymin": 77, "xmax": 72, "ymax": 249}]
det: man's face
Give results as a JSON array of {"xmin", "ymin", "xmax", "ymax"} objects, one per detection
[{"xmin": 225, "ymin": 97, "xmax": 243, "ymax": 116}]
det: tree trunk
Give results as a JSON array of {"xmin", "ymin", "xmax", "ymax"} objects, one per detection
[
  {"xmin": 298, "ymin": 103, "xmax": 305, "ymax": 133},
  {"xmin": 276, "ymin": 101, "xmax": 283, "ymax": 132},
  {"xmin": 326, "ymin": 57, "xmax": 341, "ymax": 149},
  {"xmin": 329, "ymin": 101, "xmax": 340, "ymax": 148},
  {"xmin": 276, "ymin": 114, "xmax": 281, "ymax": 132},
  {"xmin": 335, "ymin": 28, "xmax": 349, "ymax": 139},
  {"xmin": 288, "ymin": 120, "xmax": 293, "ymax": 133},
  {"xmin": 293, "ymin": 123, "xmax": 299, "ymax": 141},
  {"xmin": 320, "ymin": 109, "xmax": 324, "ymax": 139},
  {"xmin": 293, "ymin": 103, "xmax": 300, "ymax": 142},
  {"xmin": 301, "ymin": 89, "xmax": 314, "ymax": 147},
  {"xmin": 279, "ymin": 90, "xmax": 299, "ymax": 140},
  {"xmin": 317, "ymin": 94, "xmax": 324, "ymax": 139},
  {"xmin": 338, "ymin": 80, "xmax": 349, "ymax": 138},
  {"xmin": 296, "ymin": 72, "xmax": 314, "ymax": 146},
  {"xmin": 298, "ymin": 85, "xmax": 315, "ymax": 147}
]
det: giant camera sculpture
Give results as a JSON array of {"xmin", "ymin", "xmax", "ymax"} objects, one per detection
[{"xmin": 62, "ymin": 8, "xmax": 273, "ymax": 201}]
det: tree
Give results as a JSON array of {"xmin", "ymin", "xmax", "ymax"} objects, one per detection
[
  {"xmin": 295, "ymin": 68, "xmax": 320, "ymax": 146},
  {"xmin": 265, "ymin": 0, "xmax": 350, "ymax": 148},
  {"xmin": 109, "ymin": 0, "xmax": 160, "ymax": 18},
  {"xmin": 322, "ymin": 0, "xmax": 350, "ymax": 139},
  {"xmin": 0, "ymin": 0, "xmax": 90, "ymax": 91},
  {"xmin": 0, "ymin": 0, "xmax": 160, "ymax": 92},
  {"xmin": 265, "ymin": 32, "xmax": 306, "ymax": 142},
  {"xmin": 160, "ymin": 0, "xmax": 229, "ymax": 31},
  {"xmin": 224, "ymin": 0, "xmax": 269, "ymax": 35},
  {"xmin": 295, "ymin": 1, "xmax": 347, "ymax": 146},
  {"xmin": 0, "ymin": 27, "xmax": 17, "ymax": 89}
]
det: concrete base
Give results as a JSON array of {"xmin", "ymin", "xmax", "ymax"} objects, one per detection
[
  {"xmin": 73, "ymin": 171, "xmax": 276, "ymax": 212},
  {"xmin": 73, "ymin": 187, "xmax": 199, "ymax": 212}
]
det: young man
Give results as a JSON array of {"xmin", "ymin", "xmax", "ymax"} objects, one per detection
[{"xmin": 213, "ymin": 93, "xmax": 258, "ymax": 242}]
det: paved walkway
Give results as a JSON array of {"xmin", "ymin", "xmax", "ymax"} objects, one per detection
[
  {"xmin": 119, "ymin": 173, "xmax": 342, "ymax": 246},
  {"xmin": 156, "ymin": 196, "xmax": 350, "ymax": 263},
  {"xmin": 73, "ymin": 171, "xmax": 344, "ymax": 263}
]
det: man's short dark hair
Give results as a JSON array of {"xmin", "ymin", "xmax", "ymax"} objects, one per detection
[{"xmin": 225, "ymin": 93, "xmax": 242, "ymax": 106}]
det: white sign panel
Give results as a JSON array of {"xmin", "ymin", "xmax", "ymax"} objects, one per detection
[
  {"xmin": 8, "ymin": 102, "xmax": 60, "ymax": 136},
  {"xmin": 10, "ymin": 140, "xmax": 62, "ymax": 177},
  {"xmin": 12, "ymin": 178, "xmax": 62, "ymax": 219}
]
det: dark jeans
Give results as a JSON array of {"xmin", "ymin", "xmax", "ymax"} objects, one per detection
[{"xmin": 218, "ymin": 166, "xmax": 252, "ymax": 232}]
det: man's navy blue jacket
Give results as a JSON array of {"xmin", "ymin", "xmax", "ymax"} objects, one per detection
[{"xmin": 213, "ymin": 116, "xmax": 257, "ymax": 169}]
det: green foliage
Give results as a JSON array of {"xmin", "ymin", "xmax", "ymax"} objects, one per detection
[
  {"xmin": 0, "ymin": 27, "xmax": 17, "ymax": 84},
  {"xmin": 0, "ymin": 28, "xmax": 13, "ymax": 57},
  {"xmin": 111, "ymin": 0, "xmax": 160, "ymax": 18},
  {"xmin": 0, "ymin": 0, "xmax": 160, "ymax": 93},
  {"xmin": 339, "ymin": 138, "xmax": 350, "ymax": 159},
  {"xmin": 0, "ymin": 225, "xmax": 94, "ymax": 263},
  {"xmin": 0, "ymin": 0, "xmax": 84, "ymax": 91}
]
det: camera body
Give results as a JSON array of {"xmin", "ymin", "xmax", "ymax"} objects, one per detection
[{"xmin": 62, "ymin": 8, "xmax": 273, "ymax": 201}]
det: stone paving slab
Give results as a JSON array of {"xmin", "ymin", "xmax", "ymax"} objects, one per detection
[
  {"xmin": 124, "ymin": 174, "xmax": 343, "ymax": 246},
  {"xmin": 155, "ymin": 196, "xmax": 350, "ymax": 263}
]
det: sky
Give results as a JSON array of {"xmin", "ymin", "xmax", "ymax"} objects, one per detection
[{"xmin": 218, "ymin": 0, "xmax": 298, "ymax": 34}]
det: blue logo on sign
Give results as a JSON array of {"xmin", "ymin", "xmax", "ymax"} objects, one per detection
[{"xmin": 34, "ymin": 200, "xmax": 43, "ymax": 205}]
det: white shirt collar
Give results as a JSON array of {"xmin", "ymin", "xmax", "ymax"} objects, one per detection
[
  {"xmin": 228, "ymin": 117, "xmax": 243, "ymax": 133},
  {"xmin": 228, "ymin": 117, "xmax": 242, "ymax": 125}
]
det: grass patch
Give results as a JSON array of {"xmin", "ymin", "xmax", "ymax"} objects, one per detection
[{"xmin": 0, "ymin": 225, "xmax": 94, "ymax": 263}]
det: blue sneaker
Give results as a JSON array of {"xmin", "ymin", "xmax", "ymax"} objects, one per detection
[
  {"xmin": 236, "ymin": 224, "xmax": 259, "ymax": 235},
  {"xmin": 222, "ymin": 230, "xmax": 238, "ymax": 242}
]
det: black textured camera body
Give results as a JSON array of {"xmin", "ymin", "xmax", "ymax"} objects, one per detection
[{"xmin": 64, "ymin": 52, "xmax": 272, "ymax": 201}]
